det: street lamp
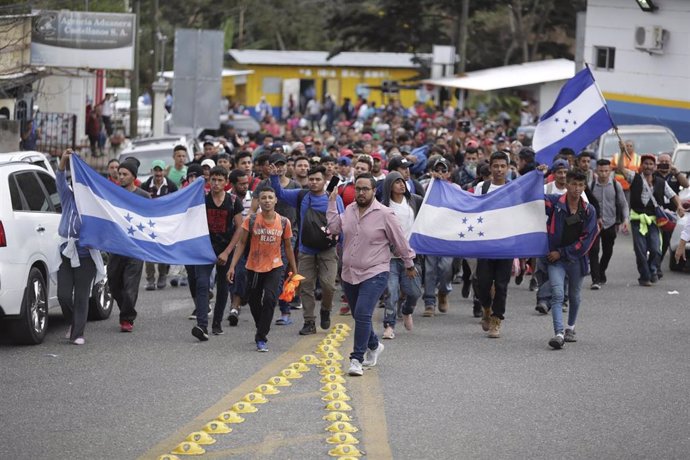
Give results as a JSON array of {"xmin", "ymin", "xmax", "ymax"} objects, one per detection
[{"xmin": 635, "ymin": 0, "xmax": 658, "ymax": 12}]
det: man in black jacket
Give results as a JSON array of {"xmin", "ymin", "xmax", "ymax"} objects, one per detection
[
  {"xmin": 380, "ymin": 171, "xmax": 424, "ymax": 337},
  {"xmin": 141, "ymin": 159, "xmax": 178, "ymax": 290}
]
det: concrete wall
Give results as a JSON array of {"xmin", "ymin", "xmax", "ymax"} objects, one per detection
[
  {"xmin": 585, "ymin": 0, "xmax": 690, "ymax": 140},
  {"xmin": 34, "ymin": 72, "xmax": 96, "ymax": 142}
]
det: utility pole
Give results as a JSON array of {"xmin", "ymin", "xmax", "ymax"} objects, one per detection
[
  {"xmin": 458, "ymin": 0, "xmax": 469, "ymax": 74},
  {"xmin": 129, "ymin": 0, "xmax": 140, "ymax": 138},
  {"xmin": 238, "ymin": 2, "xmax": 246, "ymax": 49}
]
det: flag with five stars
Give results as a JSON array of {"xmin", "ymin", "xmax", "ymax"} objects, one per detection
[
  {"xmin": 70, "ymin": 155, "xmax": 216, "ymax": 264},
  {"xmin": 532, "ymin": 66, "xmax": 614, "ymax": 165},
  {"xmin": 409, "ymin": 171, "xmax": 548, "ymax": 258}
]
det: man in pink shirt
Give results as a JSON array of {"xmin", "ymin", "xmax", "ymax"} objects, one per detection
[{"xmin": 327, "ymin": 173, "xmax": 417, "ymax": 377}]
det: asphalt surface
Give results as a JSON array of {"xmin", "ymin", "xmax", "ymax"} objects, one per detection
[{"xmin": 1, "ymin": 234, "xmax": 689, "ymax": 459}]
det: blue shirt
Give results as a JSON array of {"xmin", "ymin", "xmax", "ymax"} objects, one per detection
[
  {"xmin": 56, "ymin": 170, "xmax": 90, "ymax": 257},
  {"xmin": 270, "ymin": 175, "xmax": 344, "ymax": 255}
]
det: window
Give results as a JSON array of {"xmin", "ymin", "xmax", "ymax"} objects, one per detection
[
  {"xmin": 36, "ymin": 172, "xmax": 61, "ymax": 213},
  {"xmin": 12, "ymin": 172, "xmax": 52, "ymax": 212},
  {"xmin": 9, "ymin": 176, "xmax": 22, "ymax": 211},
  {"xmin": 595, "ymin": 46, "xmax": 615, "ymax": 70},
  {"xmin": 261, "ymin": 77, "xmax": 282, "ymax": 95}
]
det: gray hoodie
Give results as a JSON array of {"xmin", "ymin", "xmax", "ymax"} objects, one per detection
[{"xmin": 381, "ymin": 171, "xmax": 423, "ymax": 216}]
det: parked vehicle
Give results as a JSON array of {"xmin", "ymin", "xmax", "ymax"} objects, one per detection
[
  {"xmin": 596, "ymin": 125, "xmax": 678, "ymax": 160},
  {"xmin": 119, "ymin": 135, "xmax": 197, "ymax": 184},
  {"xmin": 0, "ymin": 157, "xmax": 112, "ymax": 344},
  {"xmin": 672, "ymin": 143, "xmax": 690, "ymax": 174}
]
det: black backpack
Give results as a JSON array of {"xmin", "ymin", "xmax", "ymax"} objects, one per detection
[{"xmin": 296, "ymin": 190, "xmax": 338, "ymax": 251}]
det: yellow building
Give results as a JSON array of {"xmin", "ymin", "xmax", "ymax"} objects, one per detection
[{"xmin": 227, "ymin": 49, "xmax": 424, "ymax": 117}]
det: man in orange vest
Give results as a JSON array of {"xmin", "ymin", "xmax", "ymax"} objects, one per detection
[{"xmin": 610, "ymin": 139, "xmax": 640, "ymax": 204}]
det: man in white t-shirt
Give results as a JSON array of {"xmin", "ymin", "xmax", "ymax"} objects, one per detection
[{"xmin": 380, "ymin": 171, "xmax": 423, "ymax": 338}]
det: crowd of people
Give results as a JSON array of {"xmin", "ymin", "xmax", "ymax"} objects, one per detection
[{"xmin": 56, "ymin": 97, "xmax": 689, "ymax": 376}]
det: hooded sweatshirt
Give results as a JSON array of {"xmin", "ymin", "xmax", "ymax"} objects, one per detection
[{"xmin": 381, "ymin": 171, "xmax": 423, "ymax": 238}]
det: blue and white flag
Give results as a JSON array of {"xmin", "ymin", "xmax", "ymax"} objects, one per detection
[
  {"xmin": 533, "ymin": 67, "xmax": 614, "ymax": 165},
  {"xmin": 409, "ymin": 171, "xmax": 548, "ymax": 259},
  {"xmin": 70, "ymin": 155, "xmax": 216, "ymax": 264}
]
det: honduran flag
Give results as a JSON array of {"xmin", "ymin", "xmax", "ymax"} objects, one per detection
[
  {"xmin": 533, "ymin": 66, "xmax": 614, "ymax": 165},
  {"xmin": 409, "ymin": 171, "xmax": 548, "ymax": 259},
  {"xmin": 70, "ymin": 154, "xmax": 216, "ymax": 264}
]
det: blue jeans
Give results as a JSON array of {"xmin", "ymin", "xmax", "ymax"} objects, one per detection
[
  {"xmin": 423, "ymin": 255, "xmax": 453, "ymax": 306},
  {"xmin": 193, "ymin": 262, "xmax": 230, "ymax": 329},
  {"xmin": 384, "ymin": 259, "xmax": 422, "ymax": 328},
  {"xmin": 631, "ymin": 221, "xmax": 661, "ymax": 282},
  {"xmin": 342, "ymin": 272, "xmax": 389, "ymax": 363},
  {"xmin": 547, "ymin": 259, "xmax": 583, "ymax": 334},
  {"xmin": 536, "ymin": 257, "xmax": 568, "ymax": 306}
]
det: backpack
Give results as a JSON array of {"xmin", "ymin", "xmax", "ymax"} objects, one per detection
[
  {"xmin": 296, "ymin": 190, "xmax": 337, "ymax": 251},
  {"xmin": 591, "ymin": 178, "xmax": 624, "ymax": 224},
  {"xmin": 244, "ymin": 213, "xmax": 288, "ymax": 257}
]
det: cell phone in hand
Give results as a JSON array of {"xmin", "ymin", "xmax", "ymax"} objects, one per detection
[{"xmin": 326, "ymin": 176, "xmax": 340, "ymax": 194}]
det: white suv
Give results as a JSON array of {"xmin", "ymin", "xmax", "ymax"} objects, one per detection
[{"xmin": 0, "ymin": 154, "xmax": 112, "ymax": 344}]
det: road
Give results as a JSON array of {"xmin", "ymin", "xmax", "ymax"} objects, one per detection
[{"xmin": 1, "ymin": 234, "xmax": 689, "ymax": 459}]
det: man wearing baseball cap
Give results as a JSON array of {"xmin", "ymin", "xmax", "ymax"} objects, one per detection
[
  {"xmin": 386, "ymin": 156, "xmax": 425, "ymax": 197},
  {"xmin": 616, "ymin": 146, "xmax": 685, "ymax": 286}
]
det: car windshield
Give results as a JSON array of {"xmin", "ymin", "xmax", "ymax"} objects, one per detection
[
  {"xmin": 674, "ymin": 149, "xmax": 690, "ymax": 172},
  {"xmin": 120, "ymin": 149, "xmax": 170, "ymax": 174},
  {"xmin": 601, "ymin": 132, "xmax": 677, "ymax": 159}
]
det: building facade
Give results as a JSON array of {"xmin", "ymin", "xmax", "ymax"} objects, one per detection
[{"xmin": 585, "ymin": 0, "xmax": 690, "ymax": 141}]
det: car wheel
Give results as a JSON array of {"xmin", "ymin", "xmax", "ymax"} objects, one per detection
[
  {"xmin": 12, "ymin": 267, "xmax": 48, "ymax": 345},
  {"xmin": 88, "ymin": 277, "xmax": 113, "ymax": 320}
]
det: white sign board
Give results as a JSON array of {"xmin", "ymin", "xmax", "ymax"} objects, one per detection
[{"xmin": 31, "ymin": 10, "xmax": 135, "ymax": 70}]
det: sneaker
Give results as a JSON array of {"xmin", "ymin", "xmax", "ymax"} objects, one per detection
[
  {"xmin": 564, "ymin": 329, "xmax": 577, "ymax": 342},
  {"xmin": 256, "ymin": 341, "xmax": 268, "ymax": 352},
  {"xmin": 289, "ymin": 301, "xmax": 303, "ymax": 310},
  {"xmin": 299, "ymin": 320, "xmax": 316, "ymax": 335},
  {"xmin": 362, "ymin": 342, "xmax": 384, "ymax": 367},
  {"xmin": 212, "ymin": 324, "xmax": 224, "ymax": 335},
  {"xmin": 320, "ymin": 309, "xmax": 331, "ymax": 330},
  {"xmin": 120, "ymin": 320, "xmax": 133, "ymax": 332},
  {"xmin": 423, "ymin": 306, "xmax": 434, "ymax": 317},
  {"xmin": 549, "ymin": 333, "xmax": 565, "ymax": 349},
  {"xmin": 192, "ymin": 325, "xmax": 209, "ymax": 342},
  {"xmin": 403, "ymin": 314, "xmax": 414, "ymax": 331},
  {"xmin": 188, "ymin": 310, "xmax": 197, "ymax": 320},
  {"xmin": 382, "ymin": 326, "xmax": 395, "ymax": 339},
  {"xmin": 228, "ymin": 309, "xmax": 239, "ymax": 326},
  {"xmin": 145, "ymin": 281, "xmax": 156, "ymax": 291},
  {"xmin": 639, "ymin": 279, "xmax": 652, "ymax": 287},
  {"xmin": 65, "ymin": 326, "xmax": 72, "ymax": 340},
  {"xmin": 600, "ymin": 273, "xmax": 607, "ymax": 285},
  {"xmin": 437, "ymin": 293, "xmax": 448, "ymax": 313},
  {"xmin": 72, "ymin": 337, "xmax": 85, "ymax": 345},
  {"xmin": 170, "ymin": 277, "xmax": 179, "ymax": 287},
  {"xmin": 480, "ymin": 307, "xmax": 492, "ymax": 331},
  {"xmin": 275, "ymin": 315, "xmax": 293, "ymax": 325},
  {"xmin": 348, "ymin": 358, "xmax": 363, "ymax": 376},
  {"xmin": 487, "ymin": 316, "xmax": 501, "ymax": 338},
  {"xmin": 339, "ymin": 305, "xmax": 351, "ymax": 316},
  {"xmin": 535, "ymin": 301, "xmax": 549, "ymax": 315},
  {"xmin": 515, "ymin": 269, "xmax": 524, "ymax": 285},
  {"xmin": 157, "ymin": 276, "xmax": 167, "ymax": 290},
  {"xmin": 591, "ymin": 283, "xmax": 601, "ymax": 290},
  {"xmin": 529, "ymin": 277, "xmax": 538, "ymax": 291}
]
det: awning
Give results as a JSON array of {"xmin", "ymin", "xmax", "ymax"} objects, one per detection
[
  {"xmin": 157, "ymin": 69, "xmax": 254, "ymax": 79},
  {"xmin": 422, "ymin": 59, "xmax": 575, "ymax": 91}
]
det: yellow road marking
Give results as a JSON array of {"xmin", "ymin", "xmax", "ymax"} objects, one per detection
[
  {"xmin": 201, "ymin": 434, "xmax": 323, "ymax": 459},
  {"xmin": 348, "ymin": 366, "xmax": 394, "ymax": 460}
]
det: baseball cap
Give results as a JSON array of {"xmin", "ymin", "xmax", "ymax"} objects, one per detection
[
  {"xmin": 186, "ymin": 163, "xmax": 203, "ymax": 178},
  {"xmin": 269, "ymin": 152, "xmax": 287, "ymax": 164},
  {"xmin": 201, "ymin": 159, "xmax": 216, "ymax": 168},
  {"xmin": 338, "ymin": 157, "xmax": 352, "ymax": 166},
  {"xmin": 465, "ymin": 139, "xmax": 479, "ymax": 150},
  {"xmin": 340, "ymin": 148, "xmax": 354, "ymax": 158},
  {"xmin": 433, "ymin": 157, "xmax": 451, "ymax": 171},
  {"xmin": 151, "ymin": 159, "xmax": 166, "ymax": 170},
  {"xmin": 640, "ymin": 154, "xmax": 656, "ymax": 164},
  {"xmin": 387, "ymin": 156, "xmax": 412, "ymax": 171},
  {"xmin": 371, "ymin": 152, "xmax": 383, "ymax": 161},
  {"xmin": 551, "ymin": 159, "xmax": 569, "ymax": 171}
]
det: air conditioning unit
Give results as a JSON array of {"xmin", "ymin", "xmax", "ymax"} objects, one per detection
[
  {"xmin": 634, "ymin": 26, "xmax": 667, "ymax": 53},
  {"xmin": 0, "ymin": 99, "xmax": 15, "ymax": 120}
]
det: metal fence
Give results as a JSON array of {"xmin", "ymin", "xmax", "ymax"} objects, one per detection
[{"xmin": 34, "ymin": 112, "xmax": 76, "ymax": 157}]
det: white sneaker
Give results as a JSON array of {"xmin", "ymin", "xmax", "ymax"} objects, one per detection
[
  {"xmin": 362, "ymin": 342, "xmax": 384, "ymax": 367},
  {"xmin": 348, "ymin": 358, "xmax": 363, "ymax": 376},
  {"xmin": 72, "ymin": 337, "xmax": 85, "ymax": 345},
  {"xmin": 382, "ymin": 326, "xmax": 395, "ymax": 339}
]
